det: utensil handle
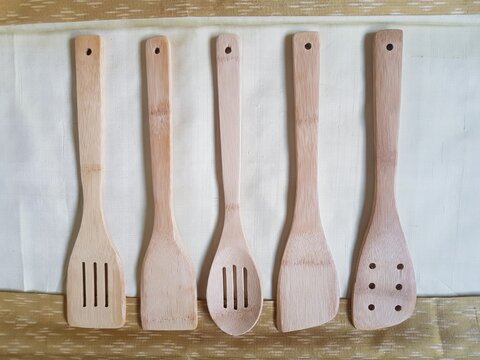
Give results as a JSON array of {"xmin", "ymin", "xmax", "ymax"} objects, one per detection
[
  {"xmin": 292, "ymin": 32, "xmax": 321, "ymax": 227},
  {"xmin": 146, "ymin": 37, "xmax": 175, "ymax": 234},
  {"xmin": 373, "ymin": 30, "xmax": 403, "ymax": 203},
  {"xmin": 217, "ymin": 34, "xmax": 241, "ymax": 211},
  {"xmin": 75, "ymin": 36, "xmax": 103, "ymax": 212}
]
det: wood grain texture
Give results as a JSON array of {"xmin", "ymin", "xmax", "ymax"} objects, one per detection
[
  {"xmin": 66, "ymin": 35, "xmax": 125, "ymax": 329},
  {"xmin": 0, "ymin": 0, "xmax": 478, "ymax": 25},
  {"xmin": 352, "ymin": 30, "xmax": 416, "ymax": 330},
  {"xmin": 277, "ymin": 32, "xmax": 339, "ymax": 333},
  {"xmin": 206, "ymin": 34, "xmax": 262, "ymax": 336},
  {"xmin": 0, "ymin": 292, "xmax": 479, "ymax": 358},
  {"xmin": 140, "ymin": 36, "xmax": 197, "ymax": 331}
]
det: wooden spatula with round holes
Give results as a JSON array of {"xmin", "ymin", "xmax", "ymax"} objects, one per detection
[
  {"xmin": 352, "ymin": 29, "xmax": 416, "ymax": 330},
  {"xmin": 277, "ymin": 32, "xmax": 340, "ymax": 333},
  {"xmin": 140, "ymin": 36, "xmax": 198, "ymax": 330},
  {"xmin": 66, "ymin": 35, "xmax": 126, "ymax": 328},
  {"xmin": 206, "ymin": 34, "xmax": 263, "ymax": 336}
]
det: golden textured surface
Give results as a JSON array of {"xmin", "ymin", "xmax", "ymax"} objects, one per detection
[
  {"xmin": 0, "ymin": 0, "xmax": 479, "ymax": 25},
  {"xmin": 0, "ymin": 292, "xmax": 479, "ymax": 358}
]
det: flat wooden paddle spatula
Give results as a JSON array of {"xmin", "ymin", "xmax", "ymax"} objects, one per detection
[
  {"xmin": 66, "ymin": 35, "xmax": 126, "ymax": 328},
  {"xmin": 277, "ymin": 32, "xmax": 340, "ymax": 333},
  {"xmin": 206, "ymin": 34, "xmax": 263, "ymax": 336},
  {"xmin": 352, "ymin": 30, "xmax": 416, "ymax": 330},
  {"xmin": 140, "ymin": 36, "xmax": 197, "ymax": 330}
]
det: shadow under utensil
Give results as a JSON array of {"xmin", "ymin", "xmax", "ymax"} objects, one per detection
[
  {"xmin": 347, "ymin": 32, "xmax": 376, "ymax": 323},
  {"xmin": 62, "ymin": 38, "xmax": 83, "ymax": 318},
  {"xmin": 272, "ymin": 34, "xmax": 296, "ymax": 326},
  {"xmin": 135, "ymin": 39, "xmax": 155, "ymax": 322},
  {"xmin": 197, "ymin": 36, "xmax": 225, "ymax": 300}
]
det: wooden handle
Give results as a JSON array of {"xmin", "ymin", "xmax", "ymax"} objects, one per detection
[
  {"xmin": 145, "ymin": 36, "xmax": 174, "ymax": 234},
  {"xmin": 373, "ymin": 30, "xmax": 403, "ymax": 202},
  {"xmin": 292, "ymin": 32, "xmax": 321, "ymax": 228},
  {"xmin": 75, "ymin": 35, "xmax": 103, "ymax": 212},
  {"xmin": 216, "ymin": 34, "xmax": 241, "ymax": 211}
]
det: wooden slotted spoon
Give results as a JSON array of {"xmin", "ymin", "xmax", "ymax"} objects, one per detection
[
  {"xmin": 352, "ymin": 30, "xmax": 416, "ymax": 330},
  {"xmin": 206, "ymin": 34, "xmax": 263, "ymax": 336},
  {"xmin": 140, "ymin": 36, "xmax": 198, "ymax": 330},
  {"xmin": 277, "ymin": 32, "xmax": 339, "ymax": 333},
  {"xmin": 66, "ymin": 35, "xmax": 126, "ymax": 328}
]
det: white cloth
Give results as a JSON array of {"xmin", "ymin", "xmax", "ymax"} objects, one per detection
[{"xmin": 0, "ymin": 16, "xmax": 479, "ymax": 298}]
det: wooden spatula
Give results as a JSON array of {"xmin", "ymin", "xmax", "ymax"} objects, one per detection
[
  {"xmin": 66, "ymin": 35, "xmax": 126, "ymax": 328},
  {"xmin": 140, "ymin": 36, "xmax": 198, "ymax": 330},
  {"xmin": 206, "ymin": 34, "xmax": 263, "ymax": 336},
  {"xmin": 277, "ymin": 32, "xmax": 340, "ymax": 333},
  {"xmin": 352, "ymin": 29, "xmax": 416, "ymax": 330}
]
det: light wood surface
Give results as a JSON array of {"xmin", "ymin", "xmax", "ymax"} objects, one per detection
[
  {"xmin": 206, "ymin": 34, "xmax": 262, "ymax": 336},
  {"xmin": 352, "ymin": 29, "xmax": 416, "ymax": 330},
  {"xmin": 1, "ymin": 0, "xmax": 478, "ymax": 25},
  {"xmin": 66, "ymin": 35, "xmax": 126, "ymax": 328},
  {"xmin": 140, "ymin": 36, "xmax": 197, "ymax": 330},
  {"xmin": 277, "ymin": 32, "xmax": 339, "ymax": 333}
]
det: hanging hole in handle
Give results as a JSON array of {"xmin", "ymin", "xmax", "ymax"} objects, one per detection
[
  {"xmin": 225, "ymin": 46, "xmax": 232, "ymax": 54},
  {"xmin": 305, "ymin": 42, "xmax": 312, "ymax": 50},
  {"xmin": 154, "ymin": 47, "xmax": 160, "ymax": 54},
  {"xmin": 86, "ymin": 48, "xmax": 92, "ymax": 56},
  {"xmin": 386, "ymin": 43, "xmax": 394, "ymax": 51},
  {"xmin": 368, "ymin": 304, "xmax": 375, "ymax": 311}
]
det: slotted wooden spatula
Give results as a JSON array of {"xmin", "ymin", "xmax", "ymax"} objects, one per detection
[
  {"xmin": 277, "ymin": 32, "xmax": 339, "ymax": 333},
  {"xmin": 206, "ymin": 34, "xmax": 263, "ymax": 336},
  {"xmin": 66, "ymin": 35, "xmax": 126, "ymax": 328},
  {"xmin": 352, "ymin": 30, "xmax": 416, "ymax": 330},
  {"xmin": 140, "ymin": 36, "xmax": 198, "ymax": 330}
]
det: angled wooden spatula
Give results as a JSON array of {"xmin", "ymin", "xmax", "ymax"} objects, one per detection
[
  {"xmin": 141, "ymin": 36, "xmax": 197, "ymax": 330},
  {"xmin": 206, "ymin": 34, "xmax": 263, "ymax": 336},
  {"xmin": 352, "ymin": 30, "xmax": 416, "ymax": 330},
  {"xmin": 66, "ymin": 35, "xmax": 126, "ymax": 328},
  {"xmin": 277, "ymin": 32, "xmax": 340, "ymax": 333}
]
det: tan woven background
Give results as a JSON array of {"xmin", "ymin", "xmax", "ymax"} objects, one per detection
[
  {"xmin": 0, "ymin": 292, "xmax": 479, "ymax": 358},
  {"xmin": 1, "ymin": 0, "xmax": 479, "ymax": 25}
]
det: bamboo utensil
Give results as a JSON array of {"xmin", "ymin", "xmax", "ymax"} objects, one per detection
[
  {"xmin": 352, "ymin": 29, "xmax": 416, "ymax": 330},
  {"xmin": 277, "ymin": 32, "xmax": 340, "ymax": 333},
  {"xmin": 66, "ymin": 35, "xmax": 126, "ymax": 328},
  {"xmin": 206, "ymin": 34, "xmax": 263, "ymax": 336},
  {"xmin": 140, "ymin": 36, "xmax": 198, "ymax": 330}
]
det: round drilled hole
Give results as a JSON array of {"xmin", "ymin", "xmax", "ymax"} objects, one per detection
[
  {"xmin": 396, "ymin": 284, "xmax": 403, "ymax": 290},
  {"xmin": 225, "ymin": 46, "xmax": 232, "ymax": 54},
  {"xmin": 154, "ymin": 47, "xmax": 160, "ymax": 54},
  {"xmin": 395, "ymin": 305, "xmax": 402, "ymax": 311},
  {"xmin": 397, "ymin": 263, "xmax": 404, "ymax": 270},
  {"xmin": 305, "ymin": 42, "xmax": 312, "ymax": 50},
  {"xmin": 369, "ymin": 263, "xmax": 376, "ymax": 269},
  {"xmin": 86, "ymin": 48, "xmax": 92, "ymax": 56},
  {"xmin": 368, "ymin": 304, "xmax": 375, "ymax": 311},
  {"xmin": 368, "ymin": 283, "xmax": 376, "ymax": 289},
  {"xmin": 386, "ymin": 43, "xmax": 394, "ymax": 51}
]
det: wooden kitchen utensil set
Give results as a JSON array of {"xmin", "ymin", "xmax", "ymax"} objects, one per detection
[{"xmin": 66, "ymin": 30, "xmax": 416, "ymax": 335}]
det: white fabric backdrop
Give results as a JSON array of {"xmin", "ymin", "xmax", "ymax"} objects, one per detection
[{"xmin": 0, "ymin": 16, "xmax": 479, "ymax": 298}]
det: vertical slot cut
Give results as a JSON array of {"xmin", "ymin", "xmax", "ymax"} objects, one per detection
[
  {"xmin": 93, "ymin": 262, "xmax": 98, "ymax": 307},
  {"xmin": 82, "ymin": 262, "xmax": 86, "ymax": 307},
  {"xmin": 104, "ymin": 263, "xmax": 108, "ymax": 307},
  {"xmin": 233, "ymin": 265, "xmax": 238, "ymax": 310},
  {"xmin": 222, "ymin": 267, "xmax": 227, "ymax": 308},
  {"xmin": 243, "ymin": 267, "xmax": 248, "ymax": 308}
]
